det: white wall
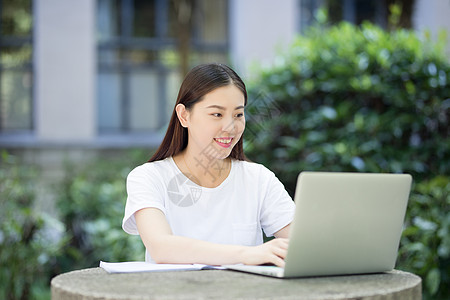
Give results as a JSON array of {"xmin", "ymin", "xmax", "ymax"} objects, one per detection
[
  {"xmin": 413, "ymin": 0, "xmax": 450, "ymax": 57},
  {"xmin": 34, "ymin": 0, "xmax": 96, "ymax": 143},
  {"xmin": 229, "ymin": 0, "xmax": 299, "ymax": 79}
]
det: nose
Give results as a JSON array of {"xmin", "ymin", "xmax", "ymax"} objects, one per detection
[
  {"xmin": 222, "ymin": 115, "xmax": 245, "ymax": 134},
  {"xmin": 222, "ymin": 117, "xmax": 236, "ymax": 133}
]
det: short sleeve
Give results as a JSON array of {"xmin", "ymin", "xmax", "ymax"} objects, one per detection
[
  {"xmin": 122, "ymin": 164, "xmax": 167, "ymax": 235},
  {"xmin": 259, "ymin": 168, "xmax": 296, "ymax": 237}
]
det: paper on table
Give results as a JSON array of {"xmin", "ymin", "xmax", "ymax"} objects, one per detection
[{"xmin": 99, "ymin": 261, "xmax": 222, "ymax": 273}]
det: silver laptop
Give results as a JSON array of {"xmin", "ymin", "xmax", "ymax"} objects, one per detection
[{"xmin": 225, "ymin": 171, "xmax": 412, "ymax": 278}]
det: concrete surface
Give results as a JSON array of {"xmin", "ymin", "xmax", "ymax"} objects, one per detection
[{"xmin": 51, "ymin": 268, "xmax": 421, "ymax": 300}]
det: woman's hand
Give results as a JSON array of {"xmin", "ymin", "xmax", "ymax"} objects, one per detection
[
  {"xmin": 136, "ymin": 208, "xmax": 290, "ymax": 266},
  {"xmin": 241, "ymin": 238, "xmax": 289, "ymax": 267}
]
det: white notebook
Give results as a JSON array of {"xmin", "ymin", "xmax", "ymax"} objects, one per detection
[{"xmin": 100, "ymin": 261, "xmax": 222, "ymax": 273}]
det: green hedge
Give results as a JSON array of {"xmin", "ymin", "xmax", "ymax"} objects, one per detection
[
  {"xmin": 0, "ymin": 150, "xmax": 147, "ymax": 300},
  {"xmin": 54, "ymin": 150, "xmax": 146, "ymax": 273},
  {"xmin": 244, "ymin": 21, "xmax": 449, "ymax": 299},
  {"xmin": 0, "ymin": 152, "xmax": 64, "ymax": 300}
]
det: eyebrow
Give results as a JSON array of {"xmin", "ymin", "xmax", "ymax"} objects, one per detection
[{"xmin": 205, "ymin": 105, "xmax": 245, "ymax": 110}]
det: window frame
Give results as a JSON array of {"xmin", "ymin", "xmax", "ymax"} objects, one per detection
[
  {"xmin": 96, "ymin": 0, "xmax": 230, "ymax": 134},
  {"xmin": 0, "ymin": 0, "xmax": 34, "ymax": 133}
]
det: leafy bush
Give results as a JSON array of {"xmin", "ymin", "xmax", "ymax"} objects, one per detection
[
  {"xmin": 1, "ymin": 149, "xmax": 152, "ymax": 299},
  {"xmin": 399, "ymin": 176, "xmax": 450, "ymax": 299},
  {"xmin": 54, "ymin": 150, "xmax": 147, "ymax": 273},
  {"xmin": 244, "ymin": 21, "xmax": 449, "ymax": 299},
  {"xmin": 0, "ymin": 152, "xmax": 64, "ymax": 300}
]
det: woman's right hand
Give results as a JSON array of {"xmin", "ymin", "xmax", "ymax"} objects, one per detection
[
  {"xmin": 241, "ymin": 238, "xmax": 289, "ymax": 267},
  {"xmin": 136, "ymin": 208, "xmax": 290, "ymax": 266}
]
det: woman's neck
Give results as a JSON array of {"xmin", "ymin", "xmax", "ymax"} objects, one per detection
[{"xmin": 174, "ymin": 150, "xmax": 231, "ymax": 188}]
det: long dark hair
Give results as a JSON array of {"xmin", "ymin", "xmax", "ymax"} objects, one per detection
[{"xmin": 149, "ymin": 63, "xmax": 248, "ymax": 162}]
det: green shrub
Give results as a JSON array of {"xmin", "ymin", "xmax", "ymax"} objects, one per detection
[
  {"xmin": 244, "ymin": 21, "xmax": 449, "ymax": 299},
  {"xmin": 0, "ymin": 149, "xmax": 153, "ymax": 299},
  {"xmin": 54, "ymin": 150, "xmax": 147, "ymax": 273},
  {"xmin": 0, "ymin": 152, "xmax": 64, "ymax": 300},
  {"xmin": 399, "ymin": 176, "xmax": 450, "ymax": 299}
]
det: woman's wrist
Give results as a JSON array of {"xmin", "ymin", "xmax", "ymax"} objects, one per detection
[{"xmin": 236, "ymin": 245, "xmax": 254, "ymax": 265}]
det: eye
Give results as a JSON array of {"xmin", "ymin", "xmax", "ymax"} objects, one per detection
[
  {"xmin": 212, "ymin": 113, "xmax": 222, "ymax": 117},
  {"xmin": 235, "ymin": 112, "xmax": 244, "ymax": 118}
]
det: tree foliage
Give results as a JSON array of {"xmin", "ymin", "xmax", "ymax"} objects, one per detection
[{"xmin": 244, "ymin": 21, "xmax": 449, "ymax": 299}]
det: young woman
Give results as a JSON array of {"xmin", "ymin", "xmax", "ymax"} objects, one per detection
[{"xmin": 123, "ymin": 63, "xmax": 295, "ymax": 267}]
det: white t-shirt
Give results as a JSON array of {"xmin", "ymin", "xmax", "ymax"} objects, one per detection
[{"xmin": 122, "ymin": 157, "xmax": 295, "ymax": 262}]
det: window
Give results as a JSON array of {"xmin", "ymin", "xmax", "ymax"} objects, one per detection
[
  {"xmin": 0, "ymin": 0, "xmax": 33, "ymax": 132},
  {"xmin": 96, "ymin": 0, "xmax": 229, "ymax": 133},
  {"xmin": 300, "ymin": 0, "xmax": 390, "ymax": 31}
]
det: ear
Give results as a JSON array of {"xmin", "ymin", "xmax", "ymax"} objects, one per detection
[{"xmin": 175, "ymin": 104, "xmax": 189, "ymax": 128}]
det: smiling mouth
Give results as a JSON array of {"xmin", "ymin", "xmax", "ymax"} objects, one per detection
[{"xmin": 214, "ymin": 137, "xmax": 233, "ymax": 148}]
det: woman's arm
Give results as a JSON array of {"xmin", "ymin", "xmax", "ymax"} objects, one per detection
[
  {"xmin": 274, "ymin": 224, "xmax": 291, "ymax": 239},
  {"xmin": 135, "ymin": 207, "xmax": 289, "ymax": 267}
]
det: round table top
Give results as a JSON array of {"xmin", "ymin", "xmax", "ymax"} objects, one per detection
[{"xmin": 51, "ymin": 268, "xmax": 421, "ymax": 300}]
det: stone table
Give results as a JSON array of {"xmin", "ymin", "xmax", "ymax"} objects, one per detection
[{"xmin": 51, "ymin": 268, "xmax": 421, "ymax": 299}]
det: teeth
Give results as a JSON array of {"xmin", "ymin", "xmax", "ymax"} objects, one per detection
[{"xmin": 215, "ymin": 138, "xmax": 232, "ymax": 144}]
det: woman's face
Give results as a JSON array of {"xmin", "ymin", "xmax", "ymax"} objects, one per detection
[{"xmin": 183, "ymin": 84, "xmax": 246, "ymax": 160}]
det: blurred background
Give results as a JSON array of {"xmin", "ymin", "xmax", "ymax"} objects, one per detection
[{"xmin": 0, "ymin": 0, "xmax": 449, "ymax": 299}]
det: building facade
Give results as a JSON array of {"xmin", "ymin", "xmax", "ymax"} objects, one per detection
[{"xmin": 0, "ymin": 0, "xmax": 449, "ymax": 149}]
